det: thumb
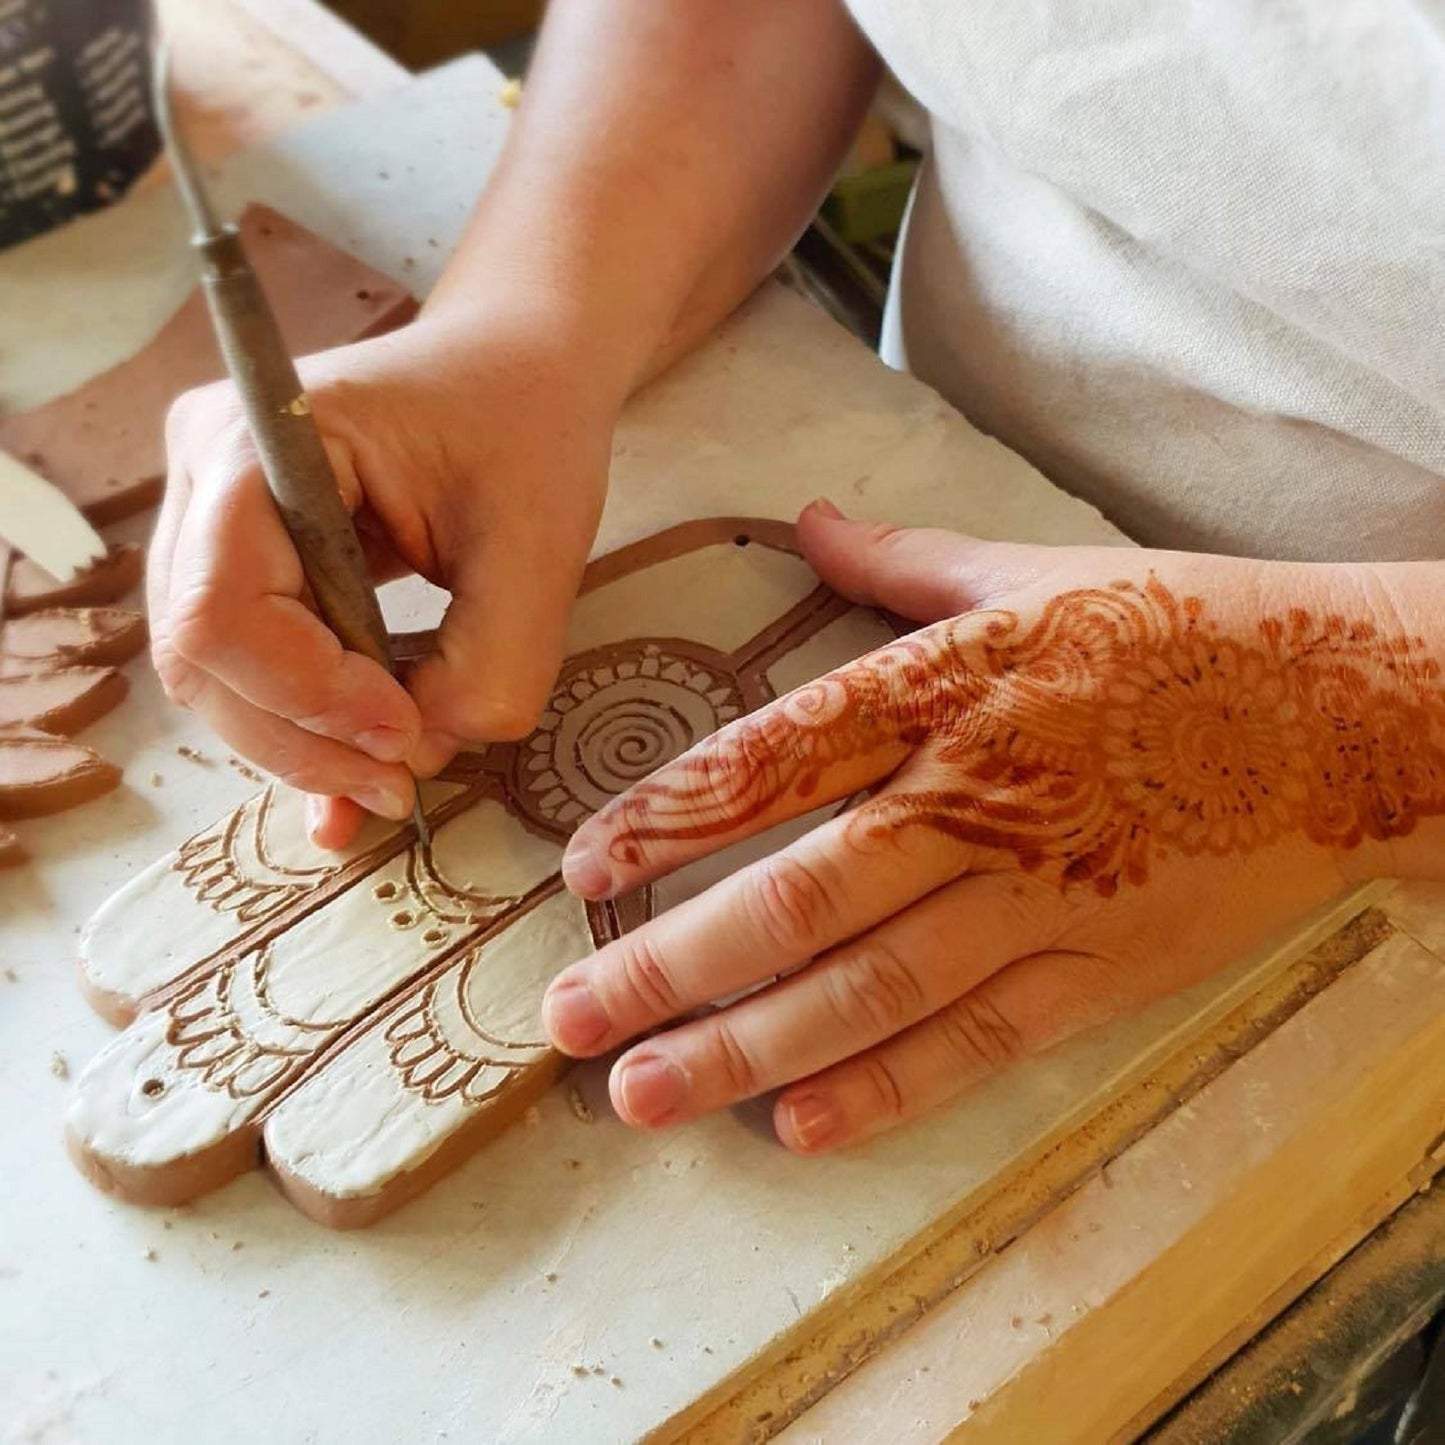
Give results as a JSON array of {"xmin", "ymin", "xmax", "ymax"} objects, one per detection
[
  {"xmin": 796, "ymin": 499, "xmax": 1053, "ymax": 622},
  {"xmin": 406, "ymin": 522, "xmax": 590, "ymax": 769}
]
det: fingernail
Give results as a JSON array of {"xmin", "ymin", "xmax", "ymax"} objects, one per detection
[
  {"xmin": 412, "ymin": 729, "xmax": 458, "ymax": 777},
  {"xmin": 544, "ymin": 979, "xmax": 611, "ymax": 1052},
  {"xmin": 562, "ymin": 839, "xmax": 613, "ymax": 899},
  {"xmin": 809, "ymin": 497, "xmax": 845, "ymax": 520},
  {"xmin": 351, "ymin": 783, "xmax": 410, "ymax": 821},
  {"xmin": 355, "ymin": 725, "xmax": 412, "ymax": 764},
  {"xmin": 304, "ymin": 793, "xmax": 326, "ymax": 843},
  {"xmin": 615, "ymin": 1054, "xmax": 686, "ymax": 1126},
  {"xmin": 784, "ymin": 1093, "xmax": 840, "ymax": 1152}
]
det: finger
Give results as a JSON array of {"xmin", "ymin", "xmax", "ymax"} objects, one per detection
[
  {"xmin": 180, "ymin": 669, "xmax": 416, "ymax": 820},
  {"xmin": 166, "ymin": 453, "xmax": 421, "ymax": 763},
  {"xmin": 774, "ymin": 948, "xmax": 1121, "ymax": 1153},
  {"xmin": 604, "ymin": 871, "xmax": 1064, "ymax": 1128},
  {"xmin": 543, "ymin": 786, "xmax": 988, "ymax": 1057},
  {"xmin": 304, "ymin": 794, "xmax": 368, "ymax": 851},
  {"xmin": 147, "ymin": 455, "xmax": 192, "ymax": 623},
  {"xmin": 562, "ymin": 630, "xmax": 950, "ymax": 899},
  {"xmin": 407, "ymin": 513, "xmax": 596, "ymax": 761},
  {"xmin": 796, "ymin": 499, "xmax": 1057, "ymax": 620},
  {"xmin": 148, "ymin": 389, "xmax": 241, "ymax": 634}
]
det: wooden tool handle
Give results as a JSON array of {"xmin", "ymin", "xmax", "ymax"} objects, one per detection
[{"xmin": 197, "ymin": 229, "xmax": 392, "ymax": 673}]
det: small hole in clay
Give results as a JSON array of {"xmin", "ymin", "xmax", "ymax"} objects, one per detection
[
  {"xmin": 423, "ymin": 928, "xmax": 446, "ymax": 945},
  {"xmin": 391, "ymin": 910, "xmax": 415, "ymax": 929},
  {"xmin": 356, "ymin": 288, "xmax": 372, "ymax": 300},
  {"xmin": 733, "ymin": 533, "xmax": 751, "ymax": 548},
  {"xmin": 373, "ymin": 881, "xmax": 399, "ymax": 901},
  {"xmin": 141, "ymin": 1079, "xmax": 164, "ymax": 1098}
]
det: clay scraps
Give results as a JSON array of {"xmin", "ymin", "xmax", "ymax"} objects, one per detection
[
  {"xmin": 0, "ymin": 204, "xmax": 419, "ymax": 865},
  {"xmin": 0, "ymin": 540, "xmax": 146, "ymax": 867}
]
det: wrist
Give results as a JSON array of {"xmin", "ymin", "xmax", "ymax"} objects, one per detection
[
  {"xmin": 419, "ymin": 191, "xmax": 681, "ymax": 409},
  {"xmin": 401, "ymin": 273, "xmax": 636, "ymax": 428}
]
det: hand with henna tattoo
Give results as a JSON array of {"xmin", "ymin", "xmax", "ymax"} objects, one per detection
[{"xmin": 542, "ymin": 500, "xmax": 1445, "ymax": 1153}]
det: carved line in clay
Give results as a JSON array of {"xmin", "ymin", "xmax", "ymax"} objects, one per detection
[
  {"xmin": 511, "ymin": 641, "xmax": 746, "ymax": 836},
  {"xmin": 148, "ymin": 875, "xmax": 568, "ymax": 1120},
  {"xmin": 731, "ymin": 586, "xmax": 862, "ymax": 691},
  {"xmin": 146, "ymin": 778, "xmax": 499, "ymax": 1018},
  {"xmin": 174, "ymin": 790, "xmax": 326, "ymax": 923},
  {"xmin": 384, "ymin": 950, "xmax": 556, "ymax": 1108},
  {"xmin": 383, "ymin": 1003, "xmax": 533, "ymax": 1107},
  {"xmin": 403, "ymin": 835, "xmax": 512, "ymax": 920},
  {"xmin": 165, "ymin": 955, "xmax": 323, "ymax": 1101},
  {"xmin": 265, "ymin": 875, "xmax": 570, "ymax": 1118}
]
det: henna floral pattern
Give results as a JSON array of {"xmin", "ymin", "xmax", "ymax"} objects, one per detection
[{"xmin": 608, "ymin": 577, "xmax": 1445, "ymax": 896}]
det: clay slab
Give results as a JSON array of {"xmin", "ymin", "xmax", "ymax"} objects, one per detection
[
  {"xmin": 4, "ymin": 543, "xmax": 143, "ymax": 616},
  {"xmin": 0, "ymin": 726, "xmax": 122, "ymax": 820},
  {"xmin": 0, "ymin": 555, "xmax": 142, "ymax": 849},
  {"xmin": 0, "ymin": 607, "xmax": 147, "ymax": 670},
  {"xmin": 69, "ymin": 521, "xmax": 898, "ymax": 1225}
]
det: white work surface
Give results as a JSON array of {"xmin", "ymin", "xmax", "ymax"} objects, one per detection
[{"xmin": 0, "ymin": 57, "xmax": 1362, "ymax": 1444}]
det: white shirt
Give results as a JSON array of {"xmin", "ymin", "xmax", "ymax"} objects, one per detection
[{"xmin": 846, "ymin": 0, "xmax": 1445, "ymax": 560}]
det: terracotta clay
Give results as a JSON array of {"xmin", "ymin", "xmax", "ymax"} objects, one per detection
[
  {"xmin": 0, "ymin": 206, "xmax": 418, "ymax": 523},
  {"xmin": 0, "ymin": 726, "xmax": 122, "ymax": 820},
  {"xmin": 4, "ymin": 543, "xmax": 143, "ymax": 616},
  {"xmin": 68, "ymin": 520, "xmax": 901, "ymax": 1227},
  {"xmin": 0, "ymin": 607, "xmax": 147, "ymax": 669},
  {"xmin": 0, "ymin": 666, "xmax": 127, "ymax": 734},
  {"xmin": 0, "ymin": 556, "xmax": 141, "ymax": 856}
]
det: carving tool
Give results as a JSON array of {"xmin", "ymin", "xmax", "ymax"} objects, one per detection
[{"xmin": 152, "ymin": 43, "xmax": 430, "ymax": 847}]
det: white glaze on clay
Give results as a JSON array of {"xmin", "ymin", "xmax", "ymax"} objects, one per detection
[
  {"xmin": 80, "ymin": 781, "xmax": 471, "ymax": 1018},
  {"xmin": 265, "ymin": 890, "xmax": 597, "ymax": 1201},
  {"xmin": 74, "ymin": 795, "xmax": 561, "ymax": 1184}
]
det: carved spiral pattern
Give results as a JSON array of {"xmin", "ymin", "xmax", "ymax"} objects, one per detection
[
  {"xmin": 515, "ymin": 644, "xmax": 744, "ymax": 832},
  {"xmin": 575, "ymin": 703, "xmax": 690, "ymax": 786}
]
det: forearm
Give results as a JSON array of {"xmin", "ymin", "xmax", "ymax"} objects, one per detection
[{"xmin": 423, "ymin": 0, "xmax": 880, "ymax": 400}]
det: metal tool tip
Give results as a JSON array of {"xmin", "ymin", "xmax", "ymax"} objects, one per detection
[
  {"xmin": 152, "ymin": 31, "xmax": 223, "ymax": 241},
  {"xmin": 412, "ymin": 796, "xmax": 431, "ymax": 849}
]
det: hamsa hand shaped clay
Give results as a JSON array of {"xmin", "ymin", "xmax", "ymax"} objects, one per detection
[{"xmin": 67, "ymin": 521, "xmax": 899, "ymax": 1226}]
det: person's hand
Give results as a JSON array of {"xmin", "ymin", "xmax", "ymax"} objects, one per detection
[
  {"xmin": 150, "ymin": 311, "xmax": 619, "ymax": 848},
  {"xmin": 541, "ymin": 501, "xmax": 1436, "ymax": 1152}
]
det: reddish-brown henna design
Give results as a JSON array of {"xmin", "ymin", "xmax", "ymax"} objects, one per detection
[{"xmin": 606, "ymin": 577, "xmax": 1445, "ymax": 896}]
